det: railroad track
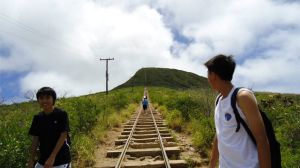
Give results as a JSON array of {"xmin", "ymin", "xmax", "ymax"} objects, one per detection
[{"xmin": 103, "ymin": 90, "xmax": 188, "ymax": 168}]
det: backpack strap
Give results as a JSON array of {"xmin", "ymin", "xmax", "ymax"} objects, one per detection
[
  {"xmin": 215, "ymin": 94, "xmax": 222, "ymax": 106},
  {"xmin": 231, "ymin": 87, "xmax": 257, "ymax": 146}
]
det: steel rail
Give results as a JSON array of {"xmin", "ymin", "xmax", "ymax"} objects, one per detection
[
  {"xmin": 115, "ymin": 88, "xmax": 171, "ymax": 168},
  {"xmin": 148, "ymin": 100, "xmax": 172, "ymax": 168},
  {"xmin": 114, "ymin": 106, "xmax": 142, "ymax": 168}
]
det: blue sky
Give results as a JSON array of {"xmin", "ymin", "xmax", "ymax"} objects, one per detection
[{"xmin": 1, "ymin": 0, "xmax": 300, "ymax": 103}]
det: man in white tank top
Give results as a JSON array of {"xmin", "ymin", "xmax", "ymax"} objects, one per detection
[{"xmin": 204, "ymin": 55, "xmax": 271, "ymax": 168}]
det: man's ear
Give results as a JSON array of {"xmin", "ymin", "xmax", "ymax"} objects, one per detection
[{"xmin": 211, "ymin": 72, "xmax": 217, "ymax": 80}]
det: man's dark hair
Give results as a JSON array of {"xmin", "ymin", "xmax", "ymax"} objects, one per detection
[
  {"xmin": 36, "ymin": 87, "xmax": 57, "ymax": 105},
  {"xmin": 204, "ymin": 54, "xmax": 236, "ymax": 81}
]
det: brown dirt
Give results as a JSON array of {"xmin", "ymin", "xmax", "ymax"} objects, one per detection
[{"xmin": 93, "ymin": 125, "xmax": 124, "ymax": 167}]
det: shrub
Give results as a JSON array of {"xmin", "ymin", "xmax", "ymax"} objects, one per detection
[
  {"xmin": 158, "ymin": 106, "xmax": 168, "ymax": 118},
  {"xmin": 189, "ymin": 117, "xmax": 215, "ymax": 157},
  {"xmin": 153, "ymin": 103, "xmax": 159, "ymax": 109},
  {"xmin": 127, "ymin": 104, "xmax": 137, "ymax": 114},
  {"xmin": 72, "ymin": 134, "xmax": 95, "ymax": 167},
  {"xmin": 91, "ymin": 119, "xmax": 106, "ymax": 142},
  {"xmin": 70, "ymin": 98, "xmax": 100, "ymax": 133},
  {"xmin": 120, "ymin": 109, "xmax": 131, "ymax": 121},
  {"xmin": 107, "ymin": 113, "xmax": 122, "ymax": 129},
  {"xmin": 0, "ymin": 121, "xmax": 32, "ymax": 167},
  {"xmin": 108, "ymin": 92, "xmax": 128, "ymax": 110},
  {"xmin": 166, "ymin": 110, "xmax": 183, "ymax": 131}
]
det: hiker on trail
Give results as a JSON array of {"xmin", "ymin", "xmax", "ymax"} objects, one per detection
[
  {"xmin": 27, "ymin": 87, "xmax": 71, "ymax": 168},
  {"xmin": 205, "ymin": 55, "xmax": 271, "ymax": 168},
  {"xmin": 142, "ymin": 96, "xmax": 148, "ymax": 115}
]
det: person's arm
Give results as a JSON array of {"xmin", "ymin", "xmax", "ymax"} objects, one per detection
[
  {"xmin": 27, "ymin": 136, "xmax": 39, "ymax": 168},
  {"xmin": 209, "ymin": 134, "xmax": 219, "ymax": 168},
  {"xmin": 44, "ymin": 131, "xmax": 68, "ymax": 168},
  {"xmin": 237, "ymin": 91, "xmax": 271, "ymax": 168}
]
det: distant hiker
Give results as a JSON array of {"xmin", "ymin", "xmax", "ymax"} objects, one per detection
[
  {"xmin": 27, "ymin": 87, "xmax": 71, "ymax": 168},
  {"xmin": 142, "ymin": 96, "xmax": 148, "ymax": 115},
  {"xmin": 205, "ymin": 55, "xmax": 271, "ymax": 168}
]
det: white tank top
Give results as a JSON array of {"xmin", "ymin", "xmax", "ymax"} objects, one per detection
[{"xmin": 215, "ymin": 86, "xmax": 259, "ymax": 168}]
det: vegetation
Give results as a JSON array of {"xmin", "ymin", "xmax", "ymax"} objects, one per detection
[
  {"xmin": 149, "ymin": 86, "xmax": 217, "ymax": 157},
  {"xmin": 149, "ymin": 86, "xmax": 300, "ymax": 167},
  {"xmin": 1, "ymin": 68, "xmax": 299, "ymax": 168},
  {"xmin": 114, "ymin": 67, "xmax": 210, "ymax": 90},
  {"xmin": 0, "ymin": 87, "xmax": 143, "ymax": 168}
]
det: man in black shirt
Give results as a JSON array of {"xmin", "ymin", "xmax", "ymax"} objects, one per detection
[{"xmin": 27, "ymin": 87, "xmax": 71, "ymax": 168}]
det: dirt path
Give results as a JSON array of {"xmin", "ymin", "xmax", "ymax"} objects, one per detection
[
  {"xmin": 93, "ymin": 104, "xmax": 209, "ymax": 168},
  {"xmin": 93, "ymin": 123, "xmax": 124, "ymax": 167}
]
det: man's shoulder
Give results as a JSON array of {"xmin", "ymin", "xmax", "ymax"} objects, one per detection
[
  {"xmin": 34, "ymin": 111, "xmax": 44, "ymax": 117},
  {"xmin": 53, "ymin": 107, "xmax": 68, "ymax": 117},
  {"xmin": 54, "ymin": 107, "xmax": 67, "ymax": 113},
  {"xmin": 237, "ymin": 89, "xmax": 255, "ymax": 102}
]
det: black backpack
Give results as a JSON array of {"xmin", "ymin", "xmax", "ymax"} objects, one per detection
[{"xmin": 216, "ymin": 87, "xmax": 281, "ymax": 168}]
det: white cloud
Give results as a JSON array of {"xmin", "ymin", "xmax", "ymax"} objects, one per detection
[
  {"xmin": 0, "ymin": 0, "xmax": 174, "ymax": 97},
  {"xmin": 1, "ymin": 0, "xmax": 300, "ymax": 97},
  {"xmin": 154, "ymin": 0, "xmax": 300, "ymax": 93},
  {"xmin": 234, "ymin": 28, "xmax": 300, "ymax": 93}
]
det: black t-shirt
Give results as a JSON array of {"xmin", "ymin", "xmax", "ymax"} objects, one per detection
[{"xmin": 29, "ymin": 107, "xmax": 71, "ymax": 166}]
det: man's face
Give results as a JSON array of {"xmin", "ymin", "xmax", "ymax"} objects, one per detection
[
  {"xmin": 207, "ymin": 71, "xmax": 212, "ymax": 84},
  {"xmin": 207, "ymin": 70, "xmax": 216, "ymax": 89},
  {"xmin": 38, "ymin": 95, "xmax": 54, "ymax": 111}
]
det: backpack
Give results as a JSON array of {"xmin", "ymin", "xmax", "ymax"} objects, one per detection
[{"xmin": 216, "ymin": 87, "xmax": 281, "ymax": 168}]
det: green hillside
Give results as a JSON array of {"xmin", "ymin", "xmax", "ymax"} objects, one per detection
[
  {"xmin": 114, "ymin": 68, "xmax": 210, "ymax": 90},
  {"xmin": 1, "ymin": 67, "xmax": 299, "ymax": 167}
]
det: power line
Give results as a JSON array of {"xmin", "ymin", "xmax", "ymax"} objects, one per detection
[
  {"xmin": 0, "ymin": 29, "xmax": 86, "ymax": 57},
  {"xmin": 0, "ymin": 13, "xmax": 95, "ymax": 57},
  {"xmin": 109, "ymin": 61, "xmax": 130, "ymax": 84},
  {"xmin": 110, "ymin": 60, "xmax": 123, "ymax": 75}
]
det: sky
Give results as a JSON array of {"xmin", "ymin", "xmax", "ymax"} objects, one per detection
[{"xmin": 0, "ymin": 0, "xmax": 300, "ymax": 103}]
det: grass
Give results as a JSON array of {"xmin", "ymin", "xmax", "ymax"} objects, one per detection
[{"xmin": 1, "ymin": 66, "xmax": 300, "ymax": 167}]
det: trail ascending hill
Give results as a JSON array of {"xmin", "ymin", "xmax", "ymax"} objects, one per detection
[{"xmin": 114, "ymin": 68, "xmax": 210, "ymax": 90}]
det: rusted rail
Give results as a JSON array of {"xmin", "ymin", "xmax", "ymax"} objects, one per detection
[
  {"xmin": 149, "ymin": 102, "xmax": 171, "ymax": 168},
  {"xmin": 114, "ymin": 106, "xmax": 142, "ymax": 168}
]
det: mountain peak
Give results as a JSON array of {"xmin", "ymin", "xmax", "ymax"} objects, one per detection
[{"xmin": 114, "ymin": 68, "xmax": 210, "ymax": 90}]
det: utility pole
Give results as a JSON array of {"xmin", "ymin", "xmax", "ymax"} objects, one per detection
[{"xmin": 100, "ymin": 58, "xmax": 114, "ymax": 95}]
